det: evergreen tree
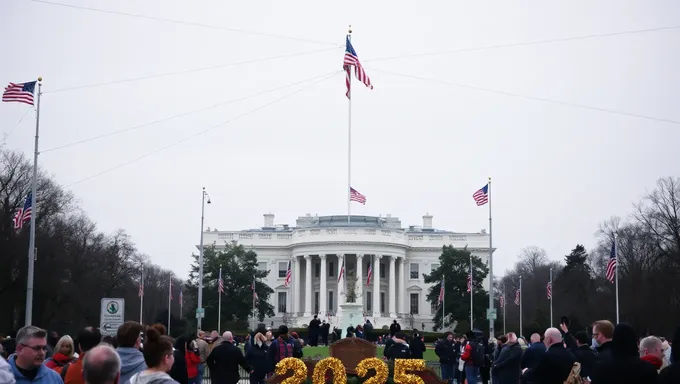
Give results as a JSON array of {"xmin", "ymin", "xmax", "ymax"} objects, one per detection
[{"xmin": 564, "ymin": 244, "xmax": 590, "ymax": 273}]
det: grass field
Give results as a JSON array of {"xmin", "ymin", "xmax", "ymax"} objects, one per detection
[{"xmin": 302, "ymin": 346, "xmax": 438, "ymax": 361}]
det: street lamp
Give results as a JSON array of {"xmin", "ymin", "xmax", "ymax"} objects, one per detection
[{"xmin": 197, "ymin": 187, "xmax": 211, "ymax": 330}]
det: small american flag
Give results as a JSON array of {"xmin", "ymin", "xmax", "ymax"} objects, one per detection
[
  {"xmin": 284, "ymin": 261, "xmax": 292, "ymax": 287},
  {"xmin": 218, "ymin": 268, "xmax": 224, "ymax": 293},
  {"xmin": 338, "ymin": 258, "xmax": 345, "ymax": 283},
  {"xmin": 138, "ymin": 280, "xmax": 144, "ymax": 297},
  {"xmin": 472, "ymin": 184, "xmax": 489, "ymax": 206},
  {"xmin": 366, "ymin": 260, "xmax": 373, "ymax": 286},
  {"xmin": 438, "ymin": 278, "xmax": 445, "ymax": 304},
  {"xmin": 2, "ymin": 81, "xmax": 36, "ymax": 105},
  {"xmin": 606, "ymin": 241, "xmax": 617, "ymax": 283},
  {"xmin": 514, "ymin": 289, "xmax": 520, "ymax": 305},
  {"xmin": 467, "ymin": 270, "xmax": 472, "ymax": 293},
  {"xmin": 350, "ymin": 187, "xmax": 366, "ymax": 205},
  {"xmin": 547, "ymin": 281, "xmax": 552, "ymax": 299},
  {"xmin": 13, "ymin": 192, "xmax": 32, "ymax": 231},
  {"xmin": 499, "ymin": 294, "xmax": 505, "ymax": 308},
  {"xmin": 251, "ymin": 279, "xmax": 259, "ymax": 302},
  {"xmin": 343, "ymin": 36, "xmax": 373, "ymax": 99}
]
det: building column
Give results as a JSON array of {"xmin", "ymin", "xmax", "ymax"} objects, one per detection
[
  {"xmin": 304, "ymin": 255, "xmax": 313, "ymax": 317},
  {"xmin": 373, "ymin": 255, "xmax": 382, "ymax": 317},
  {"xmin": 398, "ymin": 257, "xmax": 405, "ymax": 314},
  {"xmin": 338, "ymin": 254, "xmax": 345, "ymax": 308},
  {"xmin": 356, "ymin": 254, "xmax": 364, "ymax": 304},
  {"xmin": 293, "ymin": 256, "xmax": 301, "ymax": 314},
  {"xmin": 389, "ymin": 255, "xmax": 397, "ymax": 317},
  {"xmin": 320, "ymin": 254, "xmax": 327, "ymax": 316}
]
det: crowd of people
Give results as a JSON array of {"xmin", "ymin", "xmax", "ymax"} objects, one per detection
[{"xmin": 1, "ymin": 318, "xmax": 678, "ymax": 384}]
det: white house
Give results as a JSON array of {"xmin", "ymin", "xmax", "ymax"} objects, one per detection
[{"xmin": 202, "ymin": 213, "xmax": 493, "ymax": 331}]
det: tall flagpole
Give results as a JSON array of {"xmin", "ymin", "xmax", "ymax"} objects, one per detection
[
  {"xmin": 487, "ymin": 176, "xmax": 494, "ymax": 337},
  {"xmin": 218, "ymin": 267, "xmax": 222, "ymax": 334},
  {"xmin": 614, "ymin": 233, "xmax": 619, "ymax": 323},
  {"xmin": 470, "ymin": 256, "xmax": 474, "ymax": 329},
  {"xmin": 180, "ymin": 288, "xmax": 183, "ymax": 319},
  {"xmin": 24, "ymin": 77, "xmax": 42, "ymax": 326},
  {"xmin": 441, "ymin": 276, "xmax": 445, "ymax": 330},
  {"xmin": 502, "ymin": 285, "xmax": 506, "ymax": 334},
  {"xmin": 549, "ymin": 267, "xmax": 553, "ymax": 327},
  {"xmin": 168, "ymin": 278, "xmax": 172, "ymax": 335},
  {"xmin": 519, "ymin": 276, "xmax": 523, "ymax": 338},
  {"xmin": 252, "ymin": 277, "xmax": 256, "ymax": 331},
  {"xmin": 346, "ymin": 26, "xmax": 352, "ymax": 225},
  {"xmin": 139, "ymin": 266, "xmax": 144, "ymax": 324}
]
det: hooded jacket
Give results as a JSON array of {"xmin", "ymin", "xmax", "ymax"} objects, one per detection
[
  {"xmin": 7, "ymin": 355, "xmax": 62, "ymax": 384},
  {"xmin": 117, "ymin": 347, "xmax": 147, "ymax": 384},
  {"xmin": 129, "ymin": 371, "xmax": 176, "ymax": 384}
]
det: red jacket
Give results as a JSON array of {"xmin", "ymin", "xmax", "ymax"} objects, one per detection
[
  {"xmin": 461, "ymin": 344, "xmax": 473, "ymax": 362},
  {"xmin": 185, "ymin": 351, "xmax": 201, "ymax": 378},
  {"xmin": 45, "ymin": 353, "xmax": 73, "ymax": 371}
]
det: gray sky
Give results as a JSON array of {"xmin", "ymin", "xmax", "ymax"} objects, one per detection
[{"xmin": 2, "ymin": 0, "xmax": 679, "ymax": 280}]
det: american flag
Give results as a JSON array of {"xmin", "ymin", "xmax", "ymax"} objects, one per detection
[
  {"xmin": 350, "ymin": 187, "xmax": 366, "ymax": 205},
  {"xmin": 179, "ymin": 286, "xmax": 183, "ymax": 302},
  {"xmin": 338, "ymin": 258, "xmax": 345, "ymax": 283},
  {"xmin": 606, "ymin": 241, "xmax": 617, "ymax": 283},
  {"xmin": 343, "ymin": 36, "xmax": 373, "ymax": 99},
  {"xmin": 514, "ymin": 289, "xmax": 520, "ymax": 305},
  {"xmin": 2, "ymin": 81, "xmax": 36, "ymax": 105},
  {"xmin": 284, "ymin": 261, "xmax": 292, "ymax": 287},
  {"xmin": 438, "ymin": 278, "xmax": 445, "ymax": 304},
  {"xmin": 472, "ymin": 184, "xmax": 489, "ymax": 206},
  {"xmin": 218, "ymin": 268, "xmax": 224, "ymax": 293},
  {"xmin": 547, "ymin": 281, "xmax": 552, "ymax": 299},
  {"xmin": 366, "ymin": 260, "xmax": 373, "ymax": 286},
  {"xmin": 251, "ymin": 279, "xmax": 259, "ymax": 302},
  {"xmin": 13, "ymin": 192, "xmax": 32, "ymax": 231},
  {"xmin": 467, "ymin": 270, "xmax": 472, "ymax": 293},
  {"xmin": 499, "ymin": 294, "xmax": 505, "ymax": 308},
  {"xmin": 138, "ymin": 280, "xmax": 144, "ymax": 297}
]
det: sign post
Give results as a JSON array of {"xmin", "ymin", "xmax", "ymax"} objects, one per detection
[
  {"xmin": 100, "ymin": 298, "xmax": 125, "ymax": 336},
  {"xmin": 486, "ymin": 308, "xmax": 497, "ymax": 321}
]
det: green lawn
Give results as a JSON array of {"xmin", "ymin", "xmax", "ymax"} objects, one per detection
[{"xmin": 302, "ymin": 346, "xmax": 438, "ymax": 362}]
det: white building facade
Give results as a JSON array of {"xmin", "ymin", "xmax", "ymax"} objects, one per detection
[{"xmin": 202, "ymin": 213, "xmax": 493, "ymax": 330}]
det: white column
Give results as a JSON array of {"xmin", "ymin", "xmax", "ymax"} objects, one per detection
[
  {"xmin": 320, "ymin": 255, "xmax": 327, "ymax": 316},
  {"xmin": 338, "ymin": 254, "xmax": 345, "ymax": 308},
  {"xmin": 389, "ymin": 255, "xmax": 397, "ymax": 317},
  {"xmin": 304, "ymin": 255, "xmax": 312, "ymax": 317},
  {"xmin": 356, "ymin": 254, "xmax": 364, "ymax": 304},
  {"xmin": 398, "ymin": 257, "xmax": 405, "ymax": 314},
  {"xmin": 293, "ymin": 256, "xmax": 301, "ymax": 314},
  {"xmin": 373, "ymin": 255, "xmax": 382, "ymax": 317}
]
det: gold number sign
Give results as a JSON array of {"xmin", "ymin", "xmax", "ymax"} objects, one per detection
[
  {"xmin": 355, "ymin": 357, "xmax": 389, "ymax": 384},
  {"xmin": 275, "ymin": 357, "xmax": 308, "ymax": 384},
  {"xmin": 393, "ymin": 359, "xmax": 426, "ymax": 384},
  {"xmin": 312, "ymin": 357, "xmax": 347, "ymax": 384}
]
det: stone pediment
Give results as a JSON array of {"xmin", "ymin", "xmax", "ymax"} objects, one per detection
[
  {"xmin": 406, "ymin": 284, "xmax": 423, "ymax": 291},
  {"xmin": 274, "ymin": 284, "xmax": 290, "ymax": 289}
]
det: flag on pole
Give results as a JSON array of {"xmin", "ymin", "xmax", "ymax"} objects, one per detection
[
  {"xmin": 606, "ymin": 241, "xmax": 617, "ymax": 283},
  {"xmin": 338, "ymin": 258, "xmax": 345, "ymax": 283},
  {"xmin": 138, "ymin": 279, "xmax": 144, "ymax": 297},
  {"xmin": 514, "ymin": 289, "xmax": 520, "ymax": 305},
  {"xmin": 467, "ymin": 271, "xmax": 472, "ymax": 293},
  {"xmin": 13, "ymin": 192, "xmax": 32, "ymax": 230},
  {"xmin": 472, "ymin": 184, "xmax": 489, "ymax": 206},
  {"xmin": 349, "ymin": 187, "xmax": 366, "ymax": 205},
  {"xmin": 547, "ymin": 281, "xmax": 552, "ymax": 299},
  {"xmin": 2, "ymin": 81, "xmax": 37, "ymax": 105},
  {"xmin": 284, "ymin": 261, "xmax": 292, "ymax": 287},
  {"xmin": 251, "ymin": 279, "xmax": 259, "ymax": 302},
  {"xmin": 438, "ymin": 279, "xmax": 445, "ymax": 304},
  {"xmin": 218, "ymin": 269, "xmax": 224, "ymax": 293},
  {"xmin": 179, "ymin": 286, "xmax": 183, "ymax": 302},
  {"xmin": 343, "ymin": 36, "xmax": 373, "ymax": 99},
  {"xmin": 499, "ymin": 294, "xmax": 505, "ymax": 308},
  {"xmin": 366, "ymin": 260, "xmax": 373, "ymax": 286}
]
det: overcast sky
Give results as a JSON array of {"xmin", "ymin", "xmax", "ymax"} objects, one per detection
[{"xmin": 2, "ymin": 0, "xmax": 679, "ymax": 279}]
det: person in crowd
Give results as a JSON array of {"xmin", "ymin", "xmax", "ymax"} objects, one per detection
[
  {"xmin": 207, "ymin": 331, "xmax": 251, "ymax": 384},
  {"xmin": 640, "ymin": 336, "xmax": 667, "ymax": 372},
  {"xmin": 100, "ymin": 337, "xmax": 118, "ymax": 349},
  {"xmin": 591, "ymin": 320, "xmax": 615, "ymax": 363},
  {"xmin": 435, "ymin": 332, "xmax": 456, "ymax": 384},
  {"xmin": 45, "ymin": 335, "xmax": 77, "ymax": 373},
  {"xmin": 193, "ymin": 332, "xmax": 208, "ymax": 384},
  {"xmin": 308, "ymin": 316, "xmax": 321, "ymax": 347},
  {"xmin": 389, "ymin": 320, "xmax": 401, "ymax": 337},
  {"xmin": 455, "ymin": 334, "xmax": 467, "ymax": 384},
  {"xmin": 355, "ymin": 325, "xmax": 364, "ymax": 339},
  {"xmin": 363, "ymin": 320, "xmax": 373, "ymax": 340},
  {"xmin": 384, "ymin": 332, "xmax": 411, "ymax": 360},
  {"xmin": 46, "ymin": 332, "xmax": 59, "ymax": 359},
  {"xmin": 64, "ymin": 327, "xmax": 102, "ymax": 384},
  {"xmin": 461, "ymin": 330, "xmax": 486, "ymax": 384},
  {"xmin": 409, "ymin": 331, "xmax": 425, "ymax": 359},
  {"xmin": 169, "ymin": 336, "xmax": 189, "ymax": 384},
  {"xmin": 82, "ymin": 345, "xmax": 121, "ymax": 384},
  {"xmin": 521, "ymin": 327, "xmax": 575, "ymax": 384},
  {"xmin": 245, "ymin": 332, "xmax": 269, "ymax": 384},
  {"xmin": 566, "ymin": 330, "xmax": 598, "ymax": 380},
  {"xmin": 7, "ymin": 325, "xmax": 62, "ymax": 384},
  {"xmin": 321, "ymin": 322, "xmax": 330, "ymax": 346},
  {"xmin": 129, "ymin": 327, "xmax": 176, "ymax": 384},
  {"xmin": 183, "ymin": 339, "xmax": 201, "ymax": 384},
  {"xmin": 116, "ymin": 322, "xmax": 147, "ymax": 384},
  {"xmin": 520, "ymin": 333, "xmax": 545, "ymax": 372},
  {"xmin": 659, "ymin": 326, "xmax": 680, "ymax": 383},
  {"xmin": 491, "ymin": 335, "xmax": 507, "ymax": 384},
  {"xmin": 1, "ymin": 355, "xmax": 16, "ymax": 384},
  {"xmin": 267, "ymin": 326, "xmax": 302, "ymax": 369},
  {"xmin": 264, "ymin": 331, "xmax": 273, "ymax": 347},
  {"xmin": 149, "ymin": 325, "xmax": 166, "ymax": 336},
  {"xmin": 491, "ymin": 332, "xmax": 522, "ymax": 384},
  {"xmin": 590, "ymin": 323, "xmax": 658, "ymax": 383}
]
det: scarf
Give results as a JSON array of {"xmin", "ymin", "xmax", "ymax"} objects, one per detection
[{"xmin": 640, "ymin": 355, "xmax": 663, "ymax": 370}]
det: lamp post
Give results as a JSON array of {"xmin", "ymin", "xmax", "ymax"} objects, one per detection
[{"xmin": 197, "ymin": 187, "xmax": 211, "ymax": 330}]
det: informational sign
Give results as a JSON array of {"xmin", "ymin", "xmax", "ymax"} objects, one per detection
[
  {"xmin": 486, "ymin": 308, "xmax": 497, "ymax": 320},
  {"xmin": 100, "ymin": 298, "xmax": 125, "ymax": 336},
  {"xmin": 195, "ymin": 307, "xmax": 205, "ymax": 319}
]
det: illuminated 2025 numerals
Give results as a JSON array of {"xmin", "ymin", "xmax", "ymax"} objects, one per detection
[{"xmin": 275, "ymin": 357, "xmax": 427, "ymax": 384}]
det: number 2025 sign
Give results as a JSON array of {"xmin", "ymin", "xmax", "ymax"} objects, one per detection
[{"xmin": 275, "ymin": 357, "xmax": 427, "ymax": 384}]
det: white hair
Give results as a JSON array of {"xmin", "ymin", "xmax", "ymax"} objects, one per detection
[
  {"xmin": 640, "ymin": 336, "xmax": 662, "ymax": 357},
  {"xmin": 544, "ymin": 328, "xmax": 562, "ymax": 345},
  {"xmin": 83, "ymin": 344, "xmax": 121, "ymax": 384},
  {"xmin": 222, "ymin": 331, "xmax": 233, "ymax": 341}
]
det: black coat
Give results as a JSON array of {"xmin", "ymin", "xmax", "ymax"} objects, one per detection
[
  {"xmin": 207, "ymin": 341, "xmax": 251, "ymax": 384},
  {"xmin": 409, "ymin": 337, "xmax": 426, "ymax": 359},
  {"xmin": 572, "ymin": 345, "xmax": 599, "ymax": 379},
  {"xmin": 520, "ymin": 342, "xmax": 546, "ymax": 370},
  {"xmin": 522, "ymin": 343, "xmax": 576, "ymax": 384},
  {"xmin": 435, "ymin": 340, "xmax": 455, "ymax": 364},
  {"xmin": 591, "ymin": 356, "xmax": 658, "ymax": 384},
  {"xmin": 659, "ymin": 363, "xmax": 680, "ymax": 384},
  {"xmin": 492, "ymin": 342, "xmax": 522, "ymax": 384},
  {"xmin": 245, "ymin": 342, "xmax": 269, "ymax": 380}
]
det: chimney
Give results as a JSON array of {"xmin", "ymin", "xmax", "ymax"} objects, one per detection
[
  {"xmin": 423, "ymin": 213, "xmax": 433, "ymax": 229},
  {"xmin": 263, "ymin": 213, "xmax": 275, "ymax": 228}
]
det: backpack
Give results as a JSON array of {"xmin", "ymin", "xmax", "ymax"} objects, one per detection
[
  {"xmin": 273, "ymin": 337, "xmax": 295, "ymax": 362},
  {"xmin": 59, "ymin": 362, "xmax": 71, "ymax": 382},
  {"xmin": 564, "ymin": 362, "xmax": 583, "ymax": 384},
  {"xmin": 469, "ymin": 342, "xmax": 485, "ymax": 367}
]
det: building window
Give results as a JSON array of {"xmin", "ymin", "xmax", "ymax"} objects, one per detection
[
  {"xmin": 258, "ymin": 262, "xmax": 267, "ymax": 271},
  {"xmin": 329, "ymin": 261, "xmax": 335, "ymax": 277},
  {"xmin": 410, "ymin": 293, "xmax": 419, "ymax": 314},
  {"xmin": 380, "ymin": 292, "xmax": 385, "ymax": 313},
  {"xmin": 366, "ymin": 291, "xmax": 372, "ymax": 312},
  {"xmin": 328, "ymin": 291, "xmax": 334, "ymax": 311},
  {"xmin": 347, "ymin": 261, "xmax": 355, "ymax": 276},
  {"xmin": 315, "ymin": 291, "xmax": 320, "ymax": 313},
  {"xmin": 430, "ymin": 263, "xmax": 440, "ymax": 273},
  {"xmin": 410, "ymin": 263, "xmax": 419, "ymax": 279},
  {"xmin": 314, "ymin": 263, "xmax": 320, "ymax": 278},
  {"xmin": 379, "ymin": 263, "xmax": 386, "ymax": 278},
  {"xmin": 431, "ymin": 301, "xmax": 438, "ymax": 314},
  {"xmin": 278, "ymin": 262, "xmax": 288, "ymax": 278},
  {"xmin": 278, "ymin": 292, "xmax": 287, "ymax": 313}
]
